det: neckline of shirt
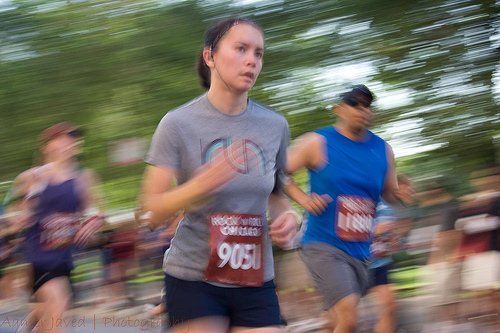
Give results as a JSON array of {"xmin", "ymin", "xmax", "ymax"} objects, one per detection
[
  {"xmin": 332, "ymin": 126, "xmax": 372, "ymax": 144},
  {"xmin": 201, "ymin": 93, "xmax": 253, "ymax": 119}
]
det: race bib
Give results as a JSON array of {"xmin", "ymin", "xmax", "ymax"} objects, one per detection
[
  {"xmin": 336, "ymin": 196, "xmax": 375, "ymax": 241},
  {"xmin": 370, "ymin": 222, "xmax": 400, "ymax": 258},
  {"xmin": 204, "ymin": 213, "xmax": 264, "ymax": 287},
  {"xmin": 40, "ymin": 212, "xmax": 80, "ymax": 250}
]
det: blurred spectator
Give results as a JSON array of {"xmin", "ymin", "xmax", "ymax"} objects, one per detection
[
  {"xmin": 95, "ymin": 226, "xmax": 113, "ymax": 300},
  {"xmin": 137, "ymin": 224, "xmax": 168, "ymax": 270},
  {"xmin": 1, "ymin": 190, "xmax": 32, "ymax": 308},
  {"xmin": 104, "ymin": 221, "xmax": 138, "ymax": 309},
  {"xmin": 457, "ymin": 166, "xmax": 499, "ymax": 256},
  {"xmin": 0, "ymin": 207, "xmax": 19, "ymax": 311},
  {"xmin": 418, "ymin": 177, "xmax": 462, "ymax": 322},
  {"xmin": 369, "ymin": 174, "xmax": 414, "ymax": 333},
  {"xmin": 455, "ymin": 166, "xmax": 499, "ymax": 319},
  {"xmin": 136, "ymin": 211, "xmax": 183, "ymax": 318}
]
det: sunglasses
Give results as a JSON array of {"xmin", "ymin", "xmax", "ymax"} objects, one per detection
[{"xmin": 68, "ymin": 128, "xmax": 83, "ymax": 139}]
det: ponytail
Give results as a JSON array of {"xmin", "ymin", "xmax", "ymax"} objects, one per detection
[{"xmin": 197, "ymin": 52, "xmax": 210, "ymax": 90}]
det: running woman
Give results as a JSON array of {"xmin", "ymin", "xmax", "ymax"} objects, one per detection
[
  {"xmin": 140, "ymin": 18, "xmax": 300, "ymax": 333},
  {"xmin": 10, "ymin": 122, "xmax": 104, "ymax": 333}
]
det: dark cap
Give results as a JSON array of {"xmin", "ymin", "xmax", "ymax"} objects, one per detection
[
  {"xmin": 39, "ymin": 122, "xmax": 81, "ymax": 144},
  {"xmin": 340, "ymin": 84, "xmax": 374, "ymax": 107}
]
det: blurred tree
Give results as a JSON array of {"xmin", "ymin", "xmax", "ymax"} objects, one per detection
[{"xmin": 0, "ymin": 0, "xmax": 498, "ymax": 207}]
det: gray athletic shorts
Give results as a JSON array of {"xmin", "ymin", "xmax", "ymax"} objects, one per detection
[{"xmin": 301, "ymin": 243, "xmax": 370, "ymax": 310}]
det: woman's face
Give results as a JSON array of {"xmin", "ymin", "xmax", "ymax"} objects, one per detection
[
  {"xmin": 43, "ymin": 134, "xmax": 80, "ymax": 162},
  {"xmin": 208, "ymin": 23, "xmax": 264, "ymax": 93}
]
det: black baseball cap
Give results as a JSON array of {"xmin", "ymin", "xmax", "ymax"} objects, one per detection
[{"xmin": 340, "ymin": 84, "xmax": 374, "ymax": 107}]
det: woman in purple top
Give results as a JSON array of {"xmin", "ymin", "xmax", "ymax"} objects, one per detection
[{"xmin": 10, "ymin": 122, "xmax": 104, "ymax": 333}]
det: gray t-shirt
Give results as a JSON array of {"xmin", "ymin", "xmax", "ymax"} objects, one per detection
[{"xmin": 146, "ymin": 94, "xmax": 290, "ymax": 284}]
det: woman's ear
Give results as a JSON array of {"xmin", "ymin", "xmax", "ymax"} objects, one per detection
[
  {"xmin": 332, "ymin": 104, "xmax": 340, "ymax": 116},
  {"xmin": 40, "ymin": 142, "xmax": 50, "ymax": 158},
  {"xmin": 203, "ymin": 47, "xmax": 214, "ymax": 68}
]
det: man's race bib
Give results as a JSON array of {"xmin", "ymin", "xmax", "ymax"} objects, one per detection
[
  {"xmin": 336, "ymin": 196, "xmax": 375, "ymax": 241},
  {"xmin": 204, "ymin": 213, "xmax": 264, "ymax": 287},
  {"xmin": 40, "ymin": 212, "xmax": 80, "ymax": 250}
]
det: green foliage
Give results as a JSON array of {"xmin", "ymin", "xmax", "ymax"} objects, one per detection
[{"xmin": 1, "ymin": 0, "xmax": 498, "ymax": 207}]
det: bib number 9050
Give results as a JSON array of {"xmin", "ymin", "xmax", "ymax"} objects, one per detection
[{"xmin": 217, "ymin": 242, "xmax": 261, "ymax": 270}]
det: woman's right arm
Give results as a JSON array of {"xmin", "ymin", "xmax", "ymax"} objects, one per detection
[
  {"xmin": 5, "ymin": 169, "xmax": 37, "ymax": 230},
  {"xmin": 141, "ymin": 147, "xmax": 241, "ymax": 229},
  {"xmin": 141, "ymin": 114, "xmax": 244, "ymax": 228},
  {"xmin": 140, "ymin": 165, "xmax": 187, "ymax": 228}
]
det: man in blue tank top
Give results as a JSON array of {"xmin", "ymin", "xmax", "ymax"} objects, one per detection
[{"xmin": 285, "ymin": 85, "xmax": 413, "ymax": 333}]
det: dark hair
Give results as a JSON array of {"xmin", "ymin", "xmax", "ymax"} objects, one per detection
[
  {"xmin": 340, "ymin": 84, "xmax": 374, "ymax": 107},
  {"xmin": 197, "ymin": 17, "xmax": 263, "ymax": 90}
]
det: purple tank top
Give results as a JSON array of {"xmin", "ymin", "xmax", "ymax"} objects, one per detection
[{"xmin": 26, "ymin": 178, "xmax": 83, "ymax": 269}]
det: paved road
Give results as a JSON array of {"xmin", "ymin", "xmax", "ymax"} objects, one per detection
[
  {"xmin": 0, "ymin": 308, "xmax": 163, "ymax": 333},
  {"xmin": 0, "ymin": 250, "xmax": 497, "ymax": 333},
  {"xmin": 1, "ymin": 296, "xmax": 495, "ymax": 333}
]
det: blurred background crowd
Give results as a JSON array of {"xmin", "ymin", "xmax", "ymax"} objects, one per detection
[{"xmin": 0, "ymin": 0, "xmax": 498, "ymax": 332}]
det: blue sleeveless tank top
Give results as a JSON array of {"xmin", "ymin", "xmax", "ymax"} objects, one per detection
[
  {"xmin": 26, "ymin": 178, "xmax": 83, "ymax": 269},
  {"xmin": 302, "ymin": 126, "xmax": 388, "ymax": 260}
]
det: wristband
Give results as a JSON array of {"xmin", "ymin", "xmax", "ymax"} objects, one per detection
[
  {"xmin": 138, "ymin": 211, "xmax": 154, "ymax": 230},
  {"xmin": 282, "ymin": 209, "xmax": 303, "ymax": 228}
]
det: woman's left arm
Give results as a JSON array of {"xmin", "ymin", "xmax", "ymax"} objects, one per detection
[
  {"xmin": 268, "ymin": 192, "xmax": 300, "ymax": 249},
  {"xmin": 81, "ymin": 169, "xmax": 106, "ymax": 213},
  {"xmin": 268, "ymin": 119, "xmax": 300, "ymax": 249},
  {"xmin": 74, "ymin": 169, "xmax": 105, "ymax": 246}
]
